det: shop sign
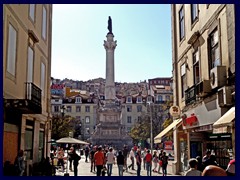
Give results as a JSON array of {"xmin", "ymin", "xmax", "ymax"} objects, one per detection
[
  {"xmin": 183, "ymin": 113, "xmax": 198, "ymax": 126},
  {"xmin": 169, "ymin": 106, "xmax": 180, "ymax": 117},
  {"xmin": 164, "ymin": 141, "xmax": 173, "ymax": 150}
]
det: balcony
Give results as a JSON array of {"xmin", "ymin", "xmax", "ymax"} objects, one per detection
[
  {"xmin": 4, "ymin": 82, "xmax": 42, "ymax": 114},
  {"xmin": 185, "ymin": 85, "xmax": 196, "ymax": 105}
]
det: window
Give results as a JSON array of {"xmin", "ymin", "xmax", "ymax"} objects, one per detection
[
  {"xmin": 181, "ymin": 64, "xmax": 187, "ymax": 98},
  {"xmin": 42, "ymin": 6, "xmax": 47, "ymax": 40},
  {"xmin": 85, "ymin": 116, "xmax": 90, "ymax": 124},
  {"xmin": 29, "ymin": 4, "xmax": 35, "ymax": 22},
  {"xmin": 127, "ymin": 116, "xmax": 132, "ymax": 123},
  {"xmin": 193, "ymin": 49, "xmax": 200, "ymax": 84},
  {"xmin": 67, "ymin": 106, "xmax": 72, "ymax": 112},
  {"xmin": 38, "ymin": 130, "xmax": 44, "ymax": 162},
  {"xmin": 7, "ymin": 23, "xmax": 17, "ymax": 76},
  {"xmin": 137, "ymin": 116, "xmax": 141, "ymax": 123},
  {"xmin": 127, "ymin": 127, "xmax": 131, "ymax": 133},
  {"xmin": 54, "ymin": 106, "xmax": 59, "ymax": 112},
  {"xmin": 209, "ymin": 29, "xmax": 220, "ymax": 69},
  {"xmin": 137, "ymin": 105, "xmax": 142, "ymax": 112},
  {"xmin": 166, "ymin": 95, "xmax": 170, "ymax": 101},
  {"xmin": 85, "ymin": 106, "xmax": 90, "ymax": 112},
  {"xmin": 27, "ymin": 46, "xmax": 34, "ymax": 82},
  {"xmin": 147, "ymin": 96, "xmax": 152, "ymax": 102},
  {"xmin": 76, "ymin": 106, "xmax": 81, "ymax": 112},
  {"xmin": 157, "ymin": 95, "xmax": 163, "ymax": 102},
  {"xmin": 126, "ymin": 97, "xmax": 132, "ymax": 103},
  {"xmin": 179, "ymin": 6, "xmax": 185, "ymax": 41},
  {"xmin": 41, "ymin": 62, "xmax": 45, "ymax": 96},
  {"xmin": 127, "ymin": 105, "xmax": 132, "ymax": 112},
  {"xmin": 136, "ymin": 96, "xmax": 142, "ymax": 103},
  {"xmin": 75, "ymin": 97, "xmax": 82, "ymax": 103},
  {"xmin": 191, "ymin": 4, "xmax": 198, "ymax": 24}
]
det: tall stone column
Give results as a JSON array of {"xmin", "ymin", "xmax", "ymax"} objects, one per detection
[{"xmin": 103, "ymin": 33, "xmax": 117, "ymax": 104}]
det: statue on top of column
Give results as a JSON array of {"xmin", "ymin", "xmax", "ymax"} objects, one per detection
[{"xmin": 107, "ymin": 16, "xmax": 112, "ymax": 34}]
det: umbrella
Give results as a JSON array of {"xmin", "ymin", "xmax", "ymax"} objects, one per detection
[
  {"xmin": 56, "ymin": 137, "xmax": 89, "ymax": 175},
  {"xmin": 56, "ymin": 137, "xmax": 89, "ymax": 145}
]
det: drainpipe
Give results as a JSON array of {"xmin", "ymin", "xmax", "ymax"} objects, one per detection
[
  {"xmin": 46, "ymin": 4, "xmax": 53, "ymax": 158},
  {"xmin": 171, "ymin": 4, "xmax": 180, "ymax": 175}
]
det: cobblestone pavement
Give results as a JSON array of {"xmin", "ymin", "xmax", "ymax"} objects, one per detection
[{"xmin": 55, "ymin": 151, "xmax": 181, "ymax": 176}]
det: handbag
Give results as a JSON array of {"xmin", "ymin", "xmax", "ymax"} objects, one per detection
[{"xmin": 159, "ymin": 160, "xmax": 163, "ymax": 166}]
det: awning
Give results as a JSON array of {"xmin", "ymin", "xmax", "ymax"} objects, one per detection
[
  {"xmin": 154, "ymin": 118, "xmax": 182, "ymax": 143},
  {"xmin": 213, "ymin": 107, "xmax": 235, "ymax": 127}
]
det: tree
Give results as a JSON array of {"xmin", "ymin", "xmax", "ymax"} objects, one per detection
[{"xmin": 51, "ymin": 115, "xmax": 75, "ymax": 140}]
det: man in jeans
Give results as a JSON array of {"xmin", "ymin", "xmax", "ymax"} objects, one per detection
[
  {"xmin": 145, "ymin": 149, "xmax": 153, "ymax": 176},
  {"xmin": 106, "ymin": 147, "xmax": 115, "ymax": 176},
  {"xmin": 128, "ymin": 148, "xmax": 135, "ymax": 170}
]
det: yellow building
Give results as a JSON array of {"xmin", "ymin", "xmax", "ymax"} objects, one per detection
[
  {"xmin": 3, "ymin": 4, "xmax": 52, "ymax": 174},
  {"xmin": 170, "ymin": 4, "xmax": 235, "ymax": 174}
]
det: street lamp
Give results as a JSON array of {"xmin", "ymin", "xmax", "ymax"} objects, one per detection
[{"xmin": 148, "ymin": 102, "xmax": 153, "ymax": 155}]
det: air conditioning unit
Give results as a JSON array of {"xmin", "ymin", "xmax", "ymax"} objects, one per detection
[
  {"xmin": 218, "ymin": 86, "xmax": 233, "ymax": 107},
  {"xmin": 195, "ymin": 80, "xmax": 211, "ymax": 97},
  {"xmin": 210, "ymin": 66, "xmax": 227, "ymax": 89}
]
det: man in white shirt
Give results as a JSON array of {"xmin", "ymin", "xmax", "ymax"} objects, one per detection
[
  {"xmin": 106, "ymin": 147, "xmax": 115, "ymax": 176},
  {"xmin": 185, "ymin": 158, "xmax": 202, "ymax": 176},
  {"xmin": 128, "ymin": 148, "xmax": 135, "ymax": 170}
]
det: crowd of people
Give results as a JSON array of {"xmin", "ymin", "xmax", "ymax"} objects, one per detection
[
  {"xmin": 4, "ymin": 146, "xmax": 235, "ymax": 176},
  {"xmin": 184, "ymin": 150, "xmax": 235, "ymax": 176}
]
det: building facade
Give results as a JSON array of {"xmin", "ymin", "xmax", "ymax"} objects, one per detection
[
  {"xmin": 171, "ymin": 4, "xmax": 235, "ymax": 174},
  {"xmin": 3, "ymin": 4, "xmax": 52, "ymax": 175}
]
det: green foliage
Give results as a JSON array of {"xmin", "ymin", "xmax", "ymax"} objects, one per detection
[{"xmin": 51, "ymin": 115, "xmax": 75, "ymax": 140}]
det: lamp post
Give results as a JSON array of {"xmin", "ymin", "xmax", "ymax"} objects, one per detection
[{"xmin": 148, "ymin": 102, "xmax": 153, "ymax": 155}]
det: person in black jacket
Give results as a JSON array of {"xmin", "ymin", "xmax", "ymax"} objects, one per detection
[
  {"xmin": 71, "ymin": 147, "xmax": 81, "ymax": 176},
  {"xmin": 117, "ymin": 150, "xmax": 124, "ymax": 176}
]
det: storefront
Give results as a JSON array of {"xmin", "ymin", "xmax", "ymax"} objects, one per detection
[{"xmin": 212, "ymin": 106, "xmax": 235, "ymax": 168}]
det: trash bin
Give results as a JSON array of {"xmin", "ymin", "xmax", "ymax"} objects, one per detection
[{"xmin": 80, "ymin": 149, "xmax": 84, "ymax": 156}]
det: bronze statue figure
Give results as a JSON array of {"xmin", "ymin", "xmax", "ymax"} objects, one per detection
[{"xmin": 107, "ymin": 16, "xmax": 112, "ymax": 34}]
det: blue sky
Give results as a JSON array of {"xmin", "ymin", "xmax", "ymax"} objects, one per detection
[{"xmin": 51, "ymin": 4, "xmax": 172, "ymax": 83}]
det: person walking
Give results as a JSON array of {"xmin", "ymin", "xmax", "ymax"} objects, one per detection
[
  {"xmin": 117, "ymin": 150, "xmax": 124, "ymax": 176},
  {"xmin": 145, "ymin": 149, "xmax": 152, "ymax": 176},
  {"xmin": 157, "ymin": 149, "xmax": 163, "ymax": 173},
  {"xmin": 142, "ymin": 148, "xmax": 147, "ymax": 170},
  {"xmin": 136, "ymin": 149, "xmax": 142, "ymax": 176},
  {"xmin": 71, "ymin": 147, "xmax": 81, "ymax": 176},
  {"xmin": 122, "ymin": 145, "xmax": 129, "ymax": 172},
  {"xmin": 185, "ymin": 158, "xmax": 202, "ymax": 176},
  {"xmin": 90, "ymin": 146, "xmax": 96, "ymax": 172},
  {"xmin": 160, "ymin": 151, "xmax": 169, "ymax": 176},
  {"xmin": 152, "ymin": 150, "xmax": 158, "ymax": 172},
  {"xmin": 68, "ymin": 147, "xmax": 74, "ymax": 171},
  {"xmin": 57, "ymin": 147, "xmax": 65, "ymax": 172},
  {"xmin": 14, "ymin": 149, "xmax": 25, "ymax": 176},
  {"xmin": 94, "ymin": 146, "xmax": 105, "ymax": 176},
  {"xmin": 106, "ymin": 147, "xmax": 115, "ymax": 176},
  {"xmin": 85, "ymin": 146, "xmax": 90, "ymax": 162},
  {"xmin": 128, "ymin": 148, "xmax": 135, "ymax": 170}
]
